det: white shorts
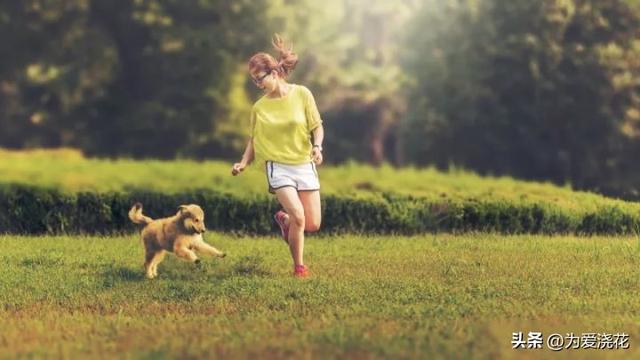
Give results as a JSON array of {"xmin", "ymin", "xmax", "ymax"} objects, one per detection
[{"xmin": 265, "ymin": 161, "xmax": 320, "ymax": 194}]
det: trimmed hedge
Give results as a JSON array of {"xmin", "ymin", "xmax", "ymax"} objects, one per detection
[{"xmin": 0, "ymin": 184, "xmax": 639, "ymax": 235}]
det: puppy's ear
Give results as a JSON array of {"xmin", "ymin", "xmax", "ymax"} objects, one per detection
[{"xmin": 177, "ymin": 205, "xmax": 189, "ymax": 215}]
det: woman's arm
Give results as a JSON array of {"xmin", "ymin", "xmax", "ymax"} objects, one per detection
[
  {"xmin": 232, "ymin": 137, "xmax": 255, "ymax": 176},
  {"xmin": 311, "ymin": 125, "xmax": 324, "ymax": 165},
  {"xmin": 241, "ymin": 137, "xmax": 255, "ymax": 165},
  {"xmin": 312, "ymin": 125, "xmax": 324, "ymax": 148}
]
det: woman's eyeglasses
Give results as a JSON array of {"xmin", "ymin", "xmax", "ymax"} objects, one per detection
[{"xmin": 252, "ymin": 72, "xmax": 271, "ymax": 85}]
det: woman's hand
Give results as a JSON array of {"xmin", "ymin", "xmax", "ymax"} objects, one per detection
[
  {"xmin": 311, "ymin": 147, "xmax": 323, "ymax": 166},
  {"xmin": 231, "ymin": 162, "xmax": 247, "ymax": 176}
]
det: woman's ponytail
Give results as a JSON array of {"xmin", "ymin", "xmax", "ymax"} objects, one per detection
[{"xmin": 272, "ymin": 34, "xmax": 298, "ymax": 78}]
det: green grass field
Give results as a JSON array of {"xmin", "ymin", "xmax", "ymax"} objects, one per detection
[{"xmin": 1, "ymin": 234, "xmax": 639, "ymax": 359}]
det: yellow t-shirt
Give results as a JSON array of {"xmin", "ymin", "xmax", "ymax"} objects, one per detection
[{"xmin": 250, "ymin": 84, "xmax": 322, "ymax": 165}]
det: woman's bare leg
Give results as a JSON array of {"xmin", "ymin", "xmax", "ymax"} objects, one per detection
[
  {"xmin": 275, "ymin": 187, "xmax": 306, "ymax": 266},
  {"xmin": 299, "ymin": 190, "xmax": 321, "ymax": 232}
]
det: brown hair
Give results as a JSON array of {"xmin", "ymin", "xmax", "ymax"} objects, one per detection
[{"xmin": 248, "ymin": 34, "xmax": 298, "ymax": 78}]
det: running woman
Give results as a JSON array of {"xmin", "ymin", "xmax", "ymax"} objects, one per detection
[{"xmin": 231, "ymin": 34, "xmax": 323, "ymax": 278}]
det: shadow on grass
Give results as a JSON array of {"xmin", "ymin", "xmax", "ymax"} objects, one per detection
[
  {"xmin": 229, "ymin": 255, "xmax": 272, "ymax": 277},
  {"xmin": 162, "ymin": 254, "xmax": 272, "ymax": 280},
  {"xmin": 98, "ymin": 254, "xmax": 271, "ymax": 286},
  {"xmin": 101, "ymin": 264, "xmax": 146, "ymax": 285}
]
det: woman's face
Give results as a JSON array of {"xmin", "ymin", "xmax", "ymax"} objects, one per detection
[{"xmin": 250, "ymin": 69, "xmax": 277, "ymax": 93}]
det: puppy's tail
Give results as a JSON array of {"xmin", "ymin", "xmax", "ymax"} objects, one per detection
[{"xmin": 128, "ymin": 203, "xmax": 153, "ymax": 226}]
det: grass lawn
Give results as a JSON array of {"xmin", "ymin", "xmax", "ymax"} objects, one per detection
[{"xmin": 1, "ymin": 234, "xmax": 639, "ymax": 359}]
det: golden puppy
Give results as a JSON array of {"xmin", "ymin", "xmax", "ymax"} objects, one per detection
[{"xmin": 128, "ymin": 202, "xmax": 225, "ymax": 279}]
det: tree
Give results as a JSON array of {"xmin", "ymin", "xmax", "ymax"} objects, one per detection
[
  {"xmin": 401, "ymin": 0, "xmax": 640, "ymax": 191},
  {"xmin": 0, "ymin": 0, "xmax": 270, "ymax": 158}
]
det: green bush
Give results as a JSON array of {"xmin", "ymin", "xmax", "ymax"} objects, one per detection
[{"xmin": 1, "ymin": 183, "xmax": 639, "ymax": 235}]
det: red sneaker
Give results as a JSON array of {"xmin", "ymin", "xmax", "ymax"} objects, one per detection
[
  {"xmin": 274, "ymin": 210, "xmax": 289, "ymax": 244},
  {"xmin": 293, "ymin": 265, "xmax": 309, "ymax": 278}
]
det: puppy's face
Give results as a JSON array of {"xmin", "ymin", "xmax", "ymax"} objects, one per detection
[{"xmin": 178, "ymin": 204, "xmax": 206, "ymax": 234}]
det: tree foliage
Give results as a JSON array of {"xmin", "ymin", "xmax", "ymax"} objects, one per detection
[
  {"xmin": 0, "ymin": 0, "xmax": 270, "ymax": 158},
  {"xmin": 401, "ymin": 0, "xmax": 640, "ymax": 193}
]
